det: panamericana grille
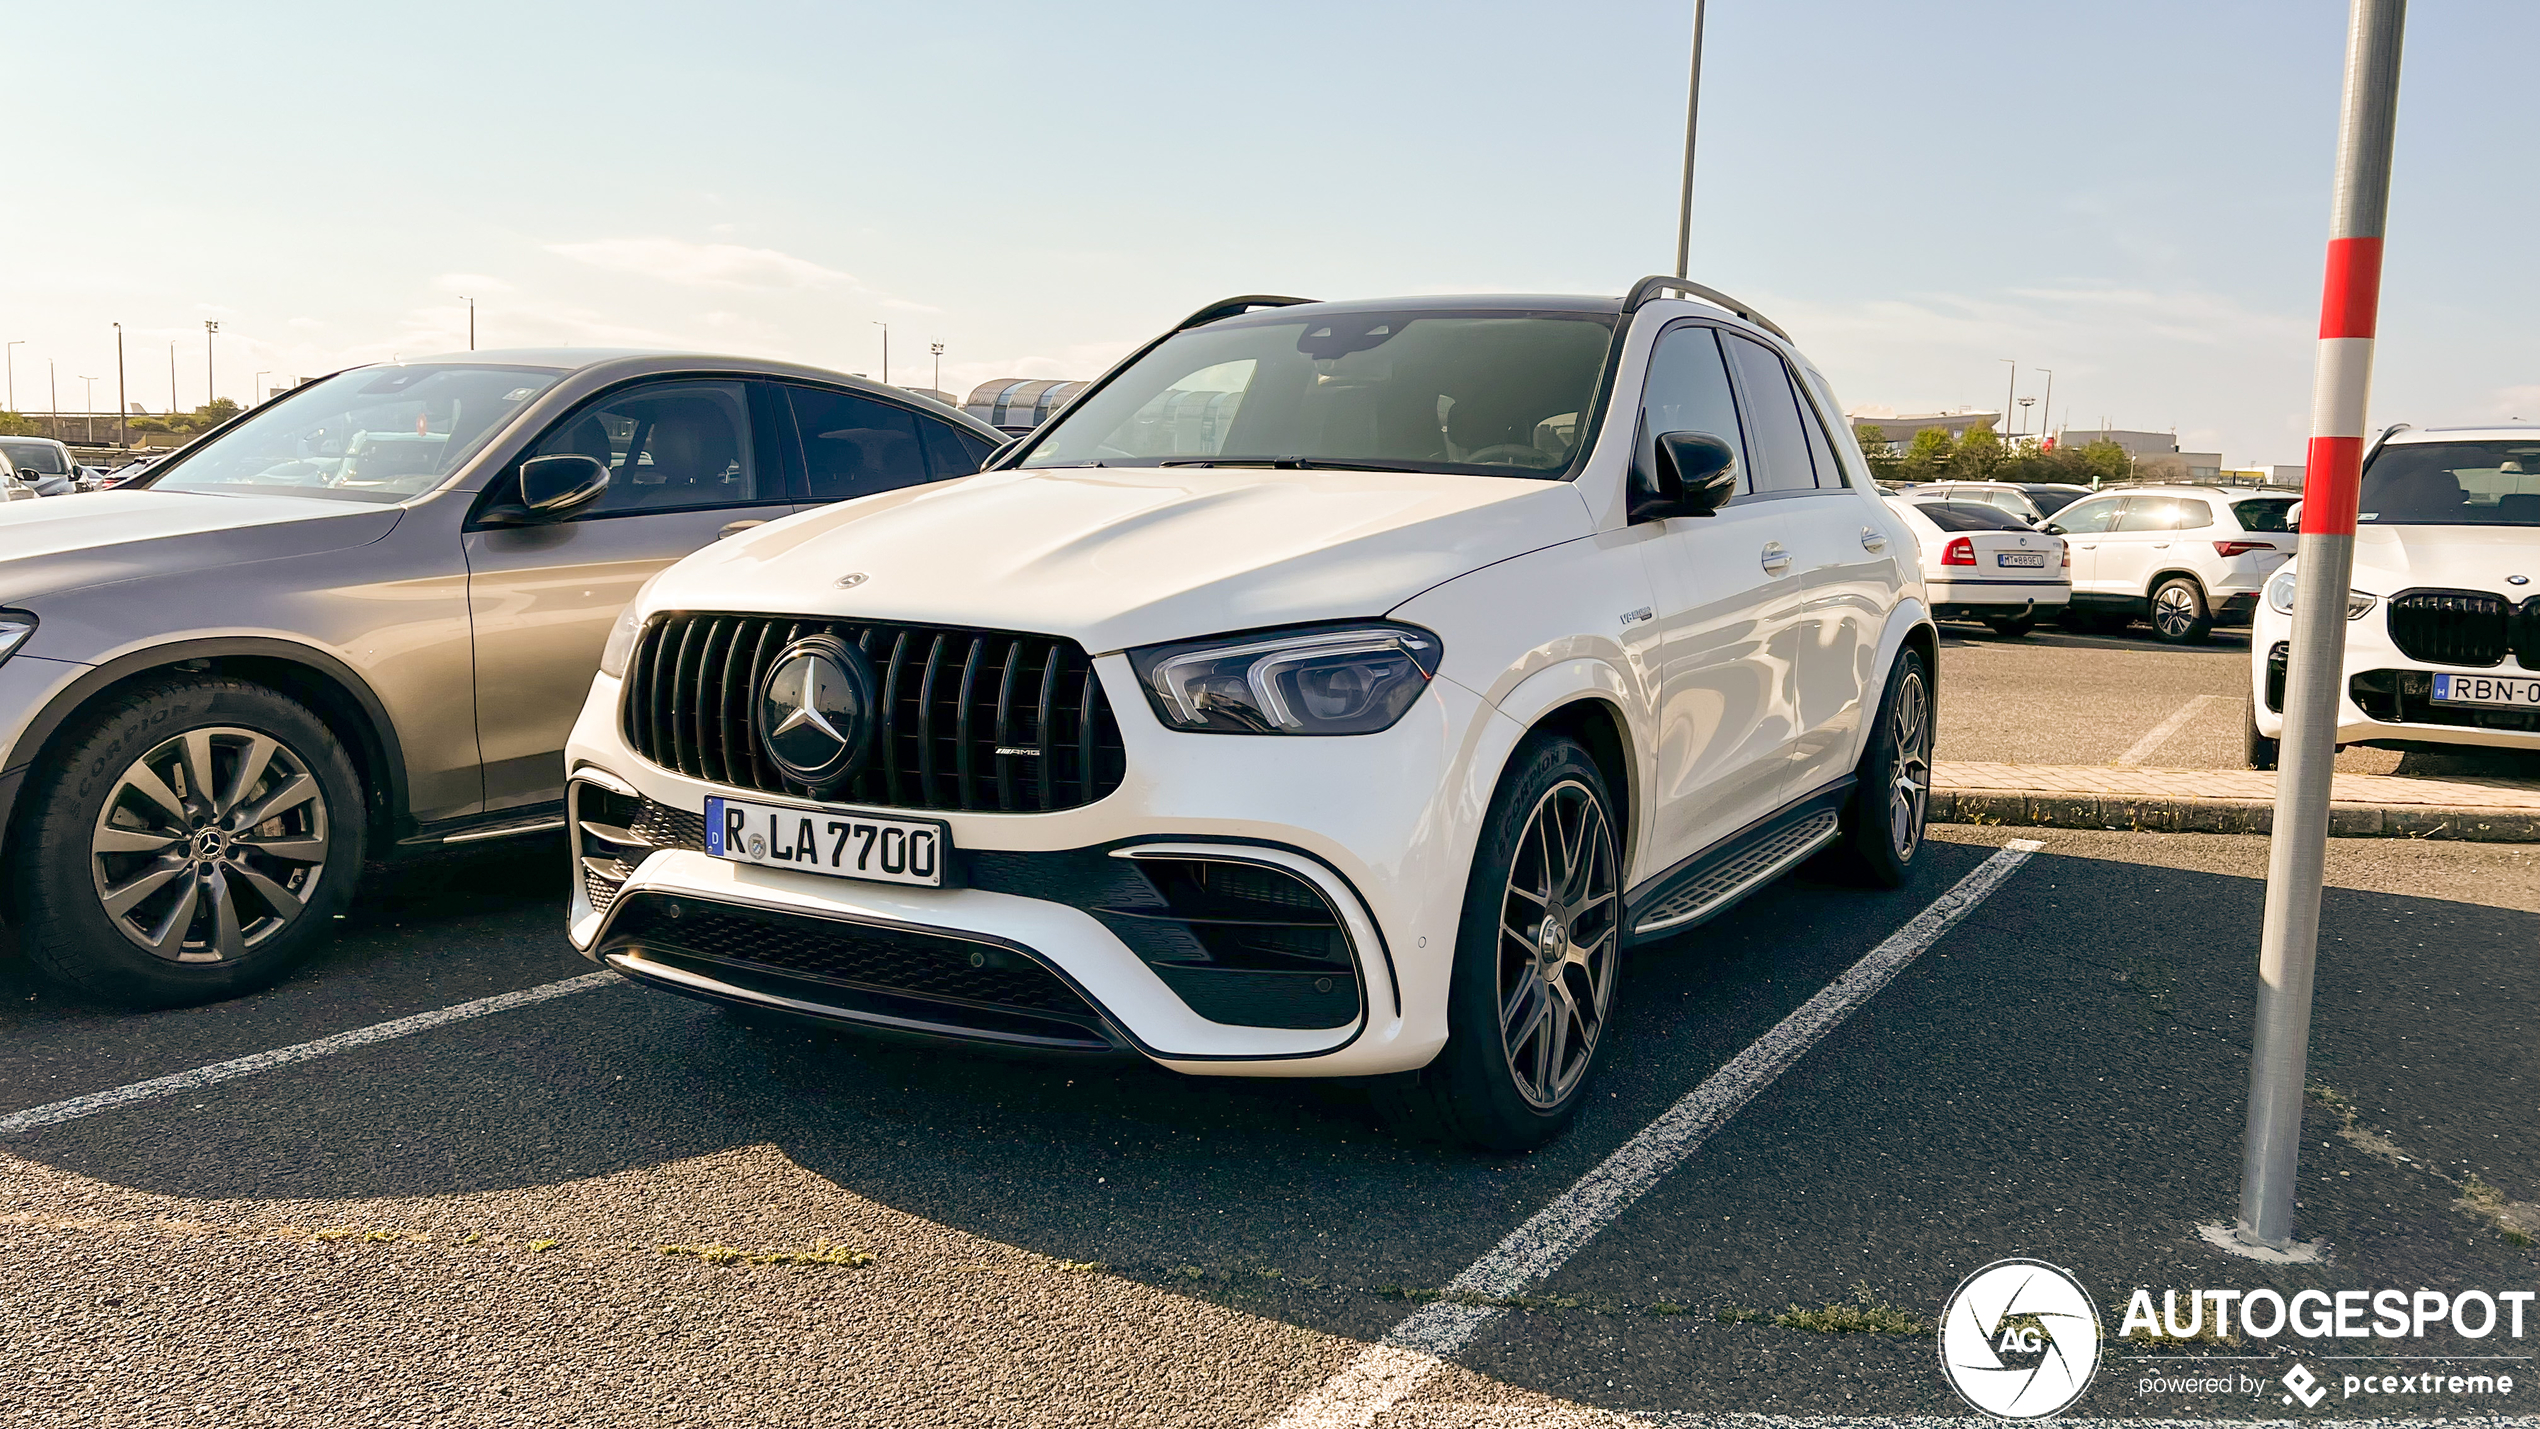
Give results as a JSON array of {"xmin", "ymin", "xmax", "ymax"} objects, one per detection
[
  {"xmin": 2385, "ymin": 590, "xmax": 2512, "ymax": 668},
  {"xmin": 622, "ymin": 613, "xmax": 1126, "ymax": 812}
]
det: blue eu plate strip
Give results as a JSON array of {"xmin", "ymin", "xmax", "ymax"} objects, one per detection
[{"xmin": 705, "ymin": 797, "xmax": 725, "ymax": 856}]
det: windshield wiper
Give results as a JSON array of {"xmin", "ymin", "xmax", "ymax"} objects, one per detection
[{"xmin": 1155, "ymin": 456, "xmax": 1417, "ymax": 472}]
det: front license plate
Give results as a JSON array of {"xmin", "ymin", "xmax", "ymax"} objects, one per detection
[
  {"xmin": 704, "ymin": 795, "xmax": 947, "ymax": 887},
  {"xmin": 1995, "ymin": 551, "xmax": 2048, "ymax": 568},
  {"xmin": 2431, "ymin": 673, "xmax": 2540, "ymax": 709}
]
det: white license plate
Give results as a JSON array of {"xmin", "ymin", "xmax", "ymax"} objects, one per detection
[
  {"xmin": 704, "ymin": 795, "xmax": 947, "ymax": 887},
  {"xmin": 2431, "ymin": 673, "xmax": 2540, "ymax": 709},
  {"xmin": 1995, "ymin": 551, "xmax": 2048, "ymax": 568}
]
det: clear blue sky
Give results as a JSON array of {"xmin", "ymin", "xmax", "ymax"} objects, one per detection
[{"xmin": 7, "ymin": 1, "xmax": 2532, "ymax": 467}]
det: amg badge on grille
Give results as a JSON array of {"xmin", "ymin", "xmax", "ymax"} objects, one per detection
[{"xmin": 757, "ymin": 636, "xmax": 878, "ymax": 788}]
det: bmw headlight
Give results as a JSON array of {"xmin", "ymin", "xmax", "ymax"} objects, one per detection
[
  {"xmin": 1130, "ymin": 622, "xmax": 1443, "ymax": 735},
  {"xmin": 2264, "ymin": 568, "xmax": 2376, "ymax": 620},
  {"xmin": 0, "ymin": 611, "xmax": 33, "ymax": 665},
  {"xmin": 599, "ymin": 572, "xmax": 667, "ymax": 678}
]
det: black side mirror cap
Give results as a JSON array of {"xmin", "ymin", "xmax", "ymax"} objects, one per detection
[
  {"xmin": 1630, "ymin": 432, "xmax": 1740, "ymax": 523},
  {"xmin": 519, "ymin": 453, "xmax": 611, "ymax": 514},
  {"xmin": 2040, "ymin": 522, "xmax": 2067, "ymax": 536}
]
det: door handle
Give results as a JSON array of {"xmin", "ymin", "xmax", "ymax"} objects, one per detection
[
  {"xmin": 1760, "ymin": 541, "xmax": 1792, "ymax": 576},
  {"xmin": 2151, "ymin": 541, "xmax": 2170, "ymax": 549},
  {"xmin": 717, "ymin": 520, "xmax": 767, "ymax": 541},
  {"xmin": 1859, "ymin": 527, "xmax": 1888, "ymax": 553}
]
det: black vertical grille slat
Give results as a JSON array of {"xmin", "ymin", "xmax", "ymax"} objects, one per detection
[
  {"xmin": 953, "ymin": 635, "xmax": 986, "ymax": 811},
  {"xmin": 2515, "ymin": 598, "xmax": 2540, "ymax": 672},
  {"xmin": 993, "ymin": 639, "xmax": 1022, "ymax": 812},
  {"xmin": 1035, "ymin": 645, "xmax": 1062, "ymax": 811},
  {"xmin": 620, "ymin": 616, "xmax": 1121, "ymax": 813},
  {"xmin": 879, "ymin": 631, "xmax": 911, "ymax": 806},
  {"xmin": 2386, "ymin": 590, "xmax": 2508, "ymax": 667},
  {"xmin": 915, "ymin": 634, "xmax": 949, "ymax": 806}
]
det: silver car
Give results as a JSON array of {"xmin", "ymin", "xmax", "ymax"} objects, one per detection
[{"xmin": 0, "ymin": 349, "xmax": 1006, "ymax": 1006}]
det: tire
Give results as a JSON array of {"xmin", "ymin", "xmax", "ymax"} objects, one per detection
[
  {"xmin": 9, "ymin": 678, "xmax": 367, "ymax": 1008},
  {"xmin": 2244, "ymin": 702, "xmax": 2280, "ymax": 770},
  {"xmin": 1377, "ymin": 734, "xmax": 1621, "ymax": 1152},
  {"xmin": 2148, "ymin": 577, "xmax": 2213, "ymax": 644},
  {"xmin": 1825, "ymin": 645, "xmax": 1934, "ymax": 888},
  {"xmin": 1984, "ymin": 615, "xmax": 2036, "ymax": 639}
]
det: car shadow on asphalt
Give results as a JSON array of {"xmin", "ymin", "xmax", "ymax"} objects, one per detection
[{"xmin": 6, "ymin": 839, "xmax": 2533, "ymax": 1411}]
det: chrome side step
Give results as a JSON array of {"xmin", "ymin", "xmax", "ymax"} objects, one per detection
[
  {"xmin": 441, "ymin": 816, "xmax": 567, "ymax": 844},
  {"xmin": 1631, "ymin": 810, "xmax": 1841, "ymax": 936}
]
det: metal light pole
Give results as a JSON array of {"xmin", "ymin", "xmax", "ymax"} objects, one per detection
[
  {"xmin": 168, "ymin": 343, "xmax": 178, "ymax": 416},
  {"xmin": 203, "ymin": 320, "xmax": 219, "ymax": 408},
  {"xmin": 114, "ymin": 322, "xmax": 127, "ymax": 447},
  {"xmin": 1999, "ymin": 359, "xmax": 2017, "ymax": 434},
  {"xmin": 2036, "ymin": 368, "xmax": 2054, "ymax": 444},
  {"xmin": 461, "ymin": 296, "xmax": 475, "ymax": 350},
  {"xmin": 2017, "ymin": 396, "xmax": 2036, "ymax": 437},
  {"xmin": 2234, "ymin": 0, "xmax": 2407, "ymax": 1255},
  {"xmin": 254, "ymin": 371, "xmax": 271, "ymax": 407},
  {"xmin": 1672, "ymin": 0, "xmax": 1708, "ymax": 279},
  {"xmin": 77, "ymin": 377, "xmax": 97, "ymax": 444},
  {"xmin": 873, "ymin": 322, "xmax": 889, "ymax": 386},
  {"xmin": 3, "ymin": 340, "xmax": 20, "ymax": 412},
  {"xmin": 49, "ymin": 360, "xmax": 58, "ymax": 439},
  {"xmin": 930, "ymin": 341, "xmax": 944, "ymax": 394}
]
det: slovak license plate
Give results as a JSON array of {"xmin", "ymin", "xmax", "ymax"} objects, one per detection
[
  {"xmin": 704, "ymin": 795, "xmax": 948, "ymax": 888},
  {"xmin": 2431, "ymin": 673, "xmax": 2540, "ymax": 709},
  {"xmin": 1995, "ymin": 551, "xmax": 2048, "ymax": 568}
]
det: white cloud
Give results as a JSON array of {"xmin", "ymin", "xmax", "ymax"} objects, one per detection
[
  {"xmin": 287, "ymin": 317, "xmax": 324, "ymax": 329},
  {"xmin": 545, "ymin": 237, "xmax": 854, "ymax": 291},
  {"xmin": 2486, "ymin": 385, "xmax": 2540, "ymax": 420},
  {"xmin": 880, "ymin": 297, "xmax": 943, "ymax": 314},
  {"xmin": 434, "ymin": 272, "xmax": 515, "ymax": 295}
]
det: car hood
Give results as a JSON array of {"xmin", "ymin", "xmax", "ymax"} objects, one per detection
[
  {"xmin": 653, "ymin": 466, "xmax": 1596, "ymax": 653},
  {"xmin": 0, "ymin": 491, "xmax": 403, "ymax": 606},
  {"xmin": 2346, "ymin": 523, "xmax": 2540, "ymax": 594}
]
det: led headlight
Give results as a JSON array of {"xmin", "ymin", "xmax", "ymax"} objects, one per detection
[
  {"xmin": 0, "ymin": 612, "xmax": 33, "ymax": 665},
  {"xmin": 599, "ymin": 571, "xmax": 667, "ymax": 678},
  {"xmin": 1130, "ymin": 622, "xmax": 1443, "ymax": 735},
  {"xmin": 2264, "ymin": 567, "xmax": 2376, "ymax": 620}
]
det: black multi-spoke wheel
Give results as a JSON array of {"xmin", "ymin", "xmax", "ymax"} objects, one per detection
[
  {"xmin": 13, "ymin": 679, "xmax": 364, "ymax": 1007},
  {"xmin": 1827, "ymin": 645, "xmax": 1934, "ymax": 887},
  {"xmin": 1378, "ymin": 734, "xmax": 1622, "ymax": 1151}
]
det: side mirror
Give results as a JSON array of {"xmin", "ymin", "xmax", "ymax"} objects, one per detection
[
  {"xmin": 519, "ymin": 454, "xmax": 611, "ymax": 513},
  {"xmin": 1631, "ymin": 431, "xmax": 1739, "ymax": 523},
  {"xmin": 2285, "ymin": 500, "xmax": 2304, "ymax": 526},
  {"xmin": 2040, "ymin": 522, "xmax": 2067, "ymax": 536}
]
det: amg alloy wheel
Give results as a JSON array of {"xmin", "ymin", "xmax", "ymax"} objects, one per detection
[
  {"xmin": 1882, "ymin": 663, "xmax": 1932, "ymax": 864},
  {"xmin": 1825, "ymin": 645, "xmax": 1932, "ymax": 887},
  {"xmin": 12, "ymin": 678, "xmax": 365, "ymax": 1007},
  {"xmin": 1494, "ymin": 778, "xmax": 1620, "ymax": 1111},
  {"xmin": 90, "ymin": 727, "xmax": 332, "ymax": 963}
]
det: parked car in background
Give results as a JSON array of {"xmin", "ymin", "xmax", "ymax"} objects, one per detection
[
  {"xmin": 2247, "ymin": 426, "xmax": 2540, "ymax": 767},
  {"xmin": 564, "ymin": 279, "xmax": 1937, "ymax": 1150},
  {"xmin": 1887, "ymin": 497, "xmax": 2068, "ymax": 638},
  {"xmin": 1905, "ymin": 481, "xmax": 2050, "ymax": 525},
  {"xmin": 0, "ymin": 437, "xmax": 81, "ymax": 496},
  {"xmin": 2013, "ymin": 482, "xmax": 2095, "ymax": 517},
  {"xmin": 0, "ymin": 349, "xmax": 1006, "ymax": 1009},
  {"xmin": 88, "ymin": 453, "xmax": 167, "ymax": 489},
  {"xmin": 2042, "ymin": 484, "xmax": 2298, "ymax": 642},
  {"xmin": 0, "ymin": 452, "xmax": 34, "ymax": 502}
]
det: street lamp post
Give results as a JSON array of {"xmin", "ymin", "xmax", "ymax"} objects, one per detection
[
  {"xmin": 930, "ymin": 342, "xmax": 944, "ymax": 395},
  {"xmin": 1673, "ymin": 0, "xmax": 1708, "ymax": 278},
  {"xmin": 203, "ymin": 320, "xmax": 219, "ymax": 409},
  {"xmin": 114, "ymin": 322, "xmax": 127, "ymax": 448},
  {"xmin": 49, "ymin": 360, "xmax": 58, "ymax": 441},
  {"xmin": 873, "ymin": 322, "xmax": 889, "ymax": 386},
  {"xmin": 2036, "ymin": 367, "xmax": 2054, "ymax": 445},
  {"xmin": 168, "ymin": 343, "xmax": 178, "ymax": 417},
  {"xmin": 4, "ymin": 340, "xmax": 20, "ymax": 413},
  {"xmin": 1998, "ymin": 359, "xmax": 2016, "ymax": 437},
  {"xmin": 461, "ymin": 296, "xmax": 475, "ymax": 350},
  {"xmin": 254, "ymin": 371, "xmax": 271, "ymax": 407},
  {"xmin": 2016, "ymin": 396, "xmax": 2036, "ymax": 437},
  {"xmin": 77, "ymin": 377, "xmax": 97, "ymax": 444}
]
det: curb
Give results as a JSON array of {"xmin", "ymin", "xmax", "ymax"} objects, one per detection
[{"xmin": 1931, "ymin": 788, "xmax": 2540, "ymax": 842}]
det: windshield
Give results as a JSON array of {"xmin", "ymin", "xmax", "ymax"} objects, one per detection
[
  {"xmin": 2024, "ymin": 486, "xmax": 2089, "ymax": 516},
  {"xmin": 1018, "ymin": 310, "xmax": 1618, "ymax": 479},
  {"xmin": 142, "ymin": 363, "xmax": 565, "ymax": 504},
  {"xmin": 2359, "ymin": 439, "xmax": 2540, "ymax": 527},
  {"xmin": 0, "ymin": 440, "xmax": 70, "ymax": 475}
]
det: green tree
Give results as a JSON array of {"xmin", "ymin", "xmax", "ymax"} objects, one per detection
[
  {"xmin": 0, "ymin": 411, "xmax": 39, "ymax": 437},
  {"xmin": 2075, "ymin": 438, "xmax": 2132, "ymax": 486},
  {"xmin": 1852, "ymin": 424, "xmax": 1903, "ymax": 483},
  {"xmin": 1949, "ymin": 420, "xmax": 2004, "ymax": 480},
  {"xmin": 1898, "ymin": 426, "xmax": 1955, "ymax": 482}
]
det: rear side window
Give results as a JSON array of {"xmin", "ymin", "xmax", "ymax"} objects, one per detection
[
  {"xmin": 1916, "ymin": 502, "xmax": 2029, "ymax": 532},
  {"xmin": 789, "ymin": 386, "xmax": 928, "ymax": 502},
  {"xmin": 919, "ymin": 418, "xmax": 998, "ymax": 480},
  {"xmin": 1639, "ymin": 325, "xmax": 1747, "ymax": 493},
  {"xmin": 2116, "ymin": 497, "xmax": 2182, "ymax": 532},
  {"xmin": 2232, "ymin": 498, "xmax": 2296, "ymax": 532},
  {"xmin": 1793, "ymin": 377, "xmax": 1849, "ymax": 488},
  {"xmin": 2174, "ymin": 499, "xmax": 2214, "ymax": 530},
  {"xmin": 2054, "ymin": 496, "xmax": 2123, "ymax": 533},
  {"xmin": 1722, "ymin": 335, "xmax": 1817, "ymax": 495}
]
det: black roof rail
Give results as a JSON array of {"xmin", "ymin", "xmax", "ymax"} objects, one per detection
[
  {"xmin": 1175, "ymin": 294, "xmax": 1319, "ymax": 331},
  {"xmin": 1623, "ymin": 275, "xmax": 1791, "ymax": 342}
]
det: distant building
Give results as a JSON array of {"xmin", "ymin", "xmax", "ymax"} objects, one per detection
[
  {"xmin": 965, "ymin": 378, "xmax": 1090, "ymax": 434},
  {"xmin": 2270, "ymin": 464, "xmax": 2306, "ymax": 488},
  {"xmin": 2058, "ymin": 428, "xmax": 2221, "ymax": 482},
  {"xmin": 1846, "ymin": 408, "xmax": 2002, "ymax": 449}
]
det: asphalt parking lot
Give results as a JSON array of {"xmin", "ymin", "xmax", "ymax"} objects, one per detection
[
  {"xmin": 2, "ymin": 774, "xmax": 2531, "ymax": 1425},
  {"xmin": 1933, "ymin": 617, "xmax": 2540, "ymax": 781}
]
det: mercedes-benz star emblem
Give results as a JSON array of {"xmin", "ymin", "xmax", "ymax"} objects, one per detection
[
  {"xmin": 835, "ymin": 572, "xmax": 869, "ymax": 589},
  {"xmin": 756, "ymin": 635, "xmax": 877, "ymax": 788}
]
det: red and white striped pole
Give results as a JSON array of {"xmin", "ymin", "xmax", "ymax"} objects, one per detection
[{"xmin": 2235, "ymin": 0, "xmax": 2406, "ymax": 1253}]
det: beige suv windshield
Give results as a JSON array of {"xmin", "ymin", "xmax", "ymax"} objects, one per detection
[{"xmin": 145, "ymin": 363, "xmax": 564, "ymax": 504}]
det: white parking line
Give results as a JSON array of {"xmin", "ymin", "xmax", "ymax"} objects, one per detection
[
  {"xmin": 1259, "ymin": 839, "xmax": 2046, "ymax": 1429},
  {"xmin": 0, "ymin": 972, "xmax": 620, "ymax": 1135},
  {"xmin": 2116, "ymin": 694, "xmax": 2223, "ymax": 766}
]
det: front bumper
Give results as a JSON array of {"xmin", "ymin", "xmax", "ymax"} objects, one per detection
[
  {"xmin": 2249, "ymin": 603, "xmax": 2540, "ymax": 751},
  {"xmin": 563, "ymin": 657, "xmax": 1498, "ymax": 1077}
]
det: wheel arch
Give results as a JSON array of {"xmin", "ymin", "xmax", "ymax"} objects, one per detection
[
  {"xmin": 2147, "ymin": 568, "xmax": 2210, "ymax": 601},
  {"xmin": 1481, "ymin": 658, "xmax": 1644, "ymax": 873},
  {"xmin": 0, "ymin": 638, "xmax": 410, "ymax": 861}
]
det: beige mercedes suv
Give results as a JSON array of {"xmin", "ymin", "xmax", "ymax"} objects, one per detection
[{"xmin": 0, "ymin": 349, "xmax": 1004, "ymax": 1006}]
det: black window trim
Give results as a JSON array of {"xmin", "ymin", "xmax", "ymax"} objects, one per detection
[
  {"xmin": 463, "ymin": 373, "xmax": 795, "ymax": 533},
  {"xmin": 1710, "ymin": 324, "xmax": 1852, "ymax": 503}
]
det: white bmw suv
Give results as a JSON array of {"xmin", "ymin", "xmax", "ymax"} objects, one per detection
[
  {"xmin": 2248, "ymin": 425, "xmax": 2540, "ymax": 767},
  {"xmin": 562, "ymin": 280, "xmax": 1934, "ymax": 1148}
]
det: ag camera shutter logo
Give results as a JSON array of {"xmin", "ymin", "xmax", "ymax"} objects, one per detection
[{"xmin": 1939, "ymin": 1259, "xmax": 2104, "ymax": 1419}]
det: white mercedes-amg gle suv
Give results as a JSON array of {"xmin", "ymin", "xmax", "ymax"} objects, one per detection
[{"xmin": 561, "ymin": 280, "xmax": 1935, "ymax": 1148}]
